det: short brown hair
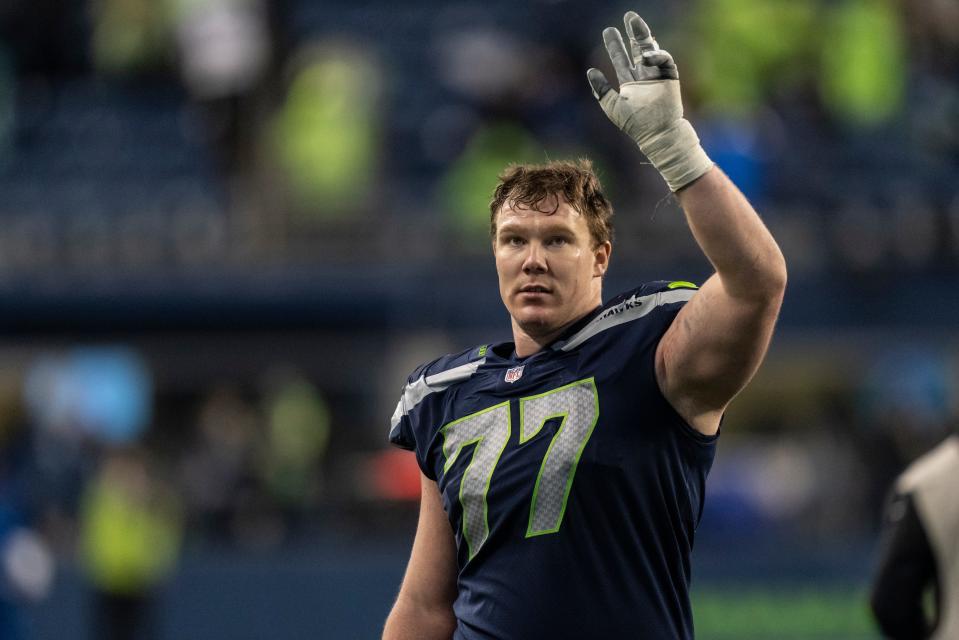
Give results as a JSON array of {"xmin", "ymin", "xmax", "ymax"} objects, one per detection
[{"xmin": 489, "ymin": 159, "xmax": 614, "ymax": 247}]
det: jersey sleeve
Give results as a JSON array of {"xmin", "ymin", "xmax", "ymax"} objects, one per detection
[
  {"xmin": 609, "ymin": 279, "xmax": 699, "ymax": 355},
  {"xmin": 613, "ymin": 280, "xmax": 719, "ymax": 453},
  {"xmin": 388, "ymin": 346, "xmax": 489, "ymax": 480},
  {"xmin": 645, "ymin": 280, "xmax": 696, "ymax": 330},
  {"xmin": 632, "ymin": 281, "xmax": 719, "ymax": 527},
  {"xmin": 388, "ymin": 360, "xmax": 439, "ymax": 479},
  {"xmin": 388, "ymin": 362, "xmax": 431, "ymax": 452}
]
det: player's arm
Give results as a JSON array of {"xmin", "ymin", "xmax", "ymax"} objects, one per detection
[
  {"xmin": 656, "ymin": 168, "xmax": 786, "ymax": 434},
  {"xmin": 869, "ymin": 491, "xmax": 938, "ymax": 638},
  {"xmin": 383, "ymin": 472, "xmax": 458, "ymax": 640},
  {"xmin": 587, "ymin": 12, "xmax": 786, "ymax": 434}
]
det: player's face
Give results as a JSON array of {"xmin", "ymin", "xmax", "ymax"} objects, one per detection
[{"xmin": 493, "ymin": 196, "xmax": 611, "ymax": 341}]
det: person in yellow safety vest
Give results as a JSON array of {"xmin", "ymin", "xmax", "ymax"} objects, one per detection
[{"xmin": 80, "ymin": 448, "xmax": 183, "ymax": 640}]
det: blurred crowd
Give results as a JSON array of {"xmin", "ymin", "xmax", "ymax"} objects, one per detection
[
  {"xmin": 0, "ymin": 344, "xmax": 341, "ymax": 636},
  {"xmin": 0, "ymin": 0, "xmax": 955, "ymax": 272}
]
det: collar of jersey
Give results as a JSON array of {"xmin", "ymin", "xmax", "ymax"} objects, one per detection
[{"xmin": 489, "ymin": 303, "xmax": 605, "ymax": 364}]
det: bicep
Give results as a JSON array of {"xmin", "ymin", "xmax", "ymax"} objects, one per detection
[
  {"xmin": 384, "ymin": 472, "xmax": 458, "ymax": 639},
  {"xmin": 656, "ymin": 273, "xmax": 783, "ymax": 433}
]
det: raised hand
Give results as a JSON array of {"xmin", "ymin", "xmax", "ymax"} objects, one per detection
[
  {"xmin": 588, "ymin": 11, "xmax": 677, "ymax": 96},
  {"xmin": 586, "ymin": 11, "xmax": 711, "ymax": 192}
]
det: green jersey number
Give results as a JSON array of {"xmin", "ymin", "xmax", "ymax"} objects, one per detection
[{"xmin": 440, "ymin": 378, "xmax": 599, "ymax": 559}]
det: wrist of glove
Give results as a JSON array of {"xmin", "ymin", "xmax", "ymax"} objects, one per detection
[
  {"xmin": 637, "ymin": 116, "xmax": 712, "ymax": 193},
  {"xmin": 589, "ymin": 12, "xmax": 713, "ymax": 192},
  {"xmin": 600, "ymin": 80, "xmax": 712, "ymax": 192}
]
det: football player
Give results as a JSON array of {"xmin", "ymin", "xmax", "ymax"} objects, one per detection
[{"xmin": 384, "ymin": 11, "xmax": 787, "ymax": 639}]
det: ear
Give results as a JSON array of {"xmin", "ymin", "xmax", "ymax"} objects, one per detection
[{"xmin": 593, "ymin": 241, "xmax": 612, "ymax": 277}]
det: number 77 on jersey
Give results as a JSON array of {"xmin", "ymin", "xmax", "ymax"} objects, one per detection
[{"xmin": 441, "ymin": 378, "xmax": 599, "ymax": 559}]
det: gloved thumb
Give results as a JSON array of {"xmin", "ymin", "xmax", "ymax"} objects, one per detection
[{"xmin": 586, "ymin": 68, "xmax": 613, "ymax": 100}]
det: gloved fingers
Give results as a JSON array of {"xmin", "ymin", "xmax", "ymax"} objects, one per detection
[
  {"xmin": 586, "ymin": 68, "xmax": 614, "ymax": 100},
  {"xmin": 602, "ymin": 27, "xmax": 637, "ymax": 85},
  {"xmin": 624, "ymin": 12, "xmax": 659, "ymax": 64},
  {"xmin": 640, "ymin": 49, "xmax": 679, "ymax": 80}
]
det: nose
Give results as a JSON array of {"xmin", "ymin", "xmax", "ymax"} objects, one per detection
[{"xmin": 521, "ymin": 241, "xmax": 547, "ymax": 274}]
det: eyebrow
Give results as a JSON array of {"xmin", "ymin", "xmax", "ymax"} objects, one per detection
[{"xmin": 496, "ymin": 221, "xmax": 578, "ymax": 236}]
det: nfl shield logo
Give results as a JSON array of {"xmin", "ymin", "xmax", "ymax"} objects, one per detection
[{"xmin": 504, "ymin": 365, "xmax": 525, "ymax": 383}]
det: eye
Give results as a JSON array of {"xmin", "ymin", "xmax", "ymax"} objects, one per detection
[
  {"xmin": 506, "ymin": 236, "xmax": 525, "ymax": 247},
  {"xmin": 547, "ymin": 236, "xmax": 569, "ymax": 247}
]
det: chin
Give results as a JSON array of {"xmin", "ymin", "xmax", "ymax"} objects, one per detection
[{"xmin": 513, "ymin": 310, "xmax": 561, "ymax": 338}]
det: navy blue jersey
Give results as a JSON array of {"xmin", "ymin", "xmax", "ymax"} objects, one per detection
[{"xmin": 389, "ymin": 281, "xmax": 718, "ymax": 639}]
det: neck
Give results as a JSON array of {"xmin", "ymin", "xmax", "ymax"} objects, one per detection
[
  {"xmin": 511, "ymin": 323, "xmax": 567, "ymax": 358},
  {"xmin": 511, "ymin": 304, "xmax": 599, "ymax": 357},
  {"xmin": 511, "ymin": 280, "xmax": 605, "ymax": 357}
]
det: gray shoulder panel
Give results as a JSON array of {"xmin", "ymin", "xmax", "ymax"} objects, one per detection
[
  {"xmin": 389, "ymin": 359, "xmax": 486, "ymax": 438},
  {"xmin": 556, "ymin": 288, "xmax": 695, "ymax": 352}
]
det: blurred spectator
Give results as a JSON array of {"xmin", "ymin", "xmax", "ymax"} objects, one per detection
[
  {"xmin": 269, "ymin": 41, "xmax": 383, "ymax": 221},
  {"xmin": 170, "ymin": 0, "xmax": 269, "ymax": 101},
  {"xmin": 22, "ymin": 347, "xmax": 153, "ymax": 553},
  {"xmin": 0, "ymin": 521, "xmax": 55, "ymax": 640},
  {"xmin": 433, "ymin": 21, "xmax": 542, "ymax": 108},
  {"xmin": 438, "ymin": 121, "xmax": 542, "ymax": 244},
  {"xmin": 79, "ymin": 448, "xmax": 182, "ymax": 640},
  {"xmin": 257, "ymin": 371, "xmax": 330, "ymax": 529},
  {"xmin": 24, "ymin": 348, "xmax": 153, "ymax": 447},
  {"xmin": 177, "ymin": 384, "xmax": 259, "ymax": 544},
  {"xmin": 687, "ymin": 0, "xmax": 816, "ymax": 119},
  {"xmin": 682, "ymin": 0, "xmax": 818, "ymax": 204},
  {"xmin": 171, "ymin": 0, "xmax": 272, "ymax": 176},
  {"xmin": 173, "ymin": 372, "xmax": 332, "ymax": 550},
  {"xmin": 819, "ymin": 0, "xmax": 906, "ymax": 128},
  {"xmin": 90, "ymin": 0, "xmax": 174, "ymax": 77},
  {"xmin": 0, "ymin": 388, "xmax": 54, "ymax": 640},
  {"xmin": 870, "ymin": 434, "xmax": 959, "ymax": 639}
]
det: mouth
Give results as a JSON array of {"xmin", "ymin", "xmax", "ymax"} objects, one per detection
[
  {"xmin": 518, "ymin": 284, "xmax": 552, "ymax": 294},
  {"xmin": 516, "ymin": 285, "xmax": 553, "ymax": 304}
]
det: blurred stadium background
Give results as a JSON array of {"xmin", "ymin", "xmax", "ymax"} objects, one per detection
[{"xmin": 0, "ymin": 0, "xmax": 956, "ymax": 637}]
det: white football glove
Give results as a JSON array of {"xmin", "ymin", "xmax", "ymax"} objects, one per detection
[{"xmin": 587, "ymin": 12, "xmax": 713, "ymax": 192}]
